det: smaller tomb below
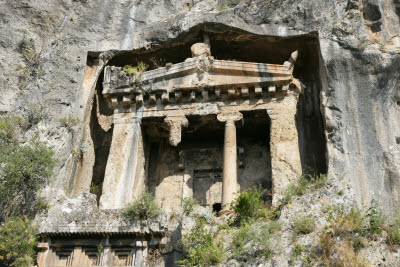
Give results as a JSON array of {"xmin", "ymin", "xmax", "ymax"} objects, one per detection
[{"xmin": 36, "ymin": 197, "xmax": 168, "ymax": 267}]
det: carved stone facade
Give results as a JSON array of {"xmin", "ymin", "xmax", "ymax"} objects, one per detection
[
  {"xmin": 37, "ymin": 236, "xmax": 162, "ymax": 267},
  {"xmin": 100, "ymin": 42, "xmax": 303, "ymax": 211},
  {"xmin": 38, "ymin": 41, "xmax": 304, "ymax": 266}
]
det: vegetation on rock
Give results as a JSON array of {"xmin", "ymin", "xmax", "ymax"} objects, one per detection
[
  {"xmin": 123, "ymin": 61, "xmax": 149, "ymax": 83},
  {"xmin": 216, "ymin": 1, "xmax": 230, "ymax": 11},
  {"xmin": 0, "ymin": 113, "xmax": 56, "ymax": 219},
  {"xmin": 231, "ymin": 185, "xmax": 270, "ymax": 223},
  {"xmin": 177, "ymin": 220, "xmax": 223, "ymax": 267},
  {"xmin": 17, "ymin": 36, "xmax": 38, "ymax": 64},
  {"xmin": 181, "ymin": 196, "xmax": 198, "ymax": 215},
  {"xmin": 292, "ymin": 214, "xmax": 316, "ymax": 235},
  {"xmin": 388, "ymin": 218, "xmax": 400, "ymax": 246},
  {"xmin": 124, "ymin": 191, "xmax": 160, "ymax": 219},
  {"xmin": 0, "ymin": 115, "xmax": 26, "ymax": 144},
  {"xmin": 231, "ymin": 221, "xmax": 281, "ymax": 260},
  {"xmin": 59, "ymin": 114, "xmax": 80, "ymax": 129},
  {"xmin": 177, "ymin": 174, "xmax": 400, "ymax": 266},
  {"xmin": 0, "ymin": 140, "xmax": 56, "ymax": 218},
  {"xmin": 26, "ymin": 103, "xmax": 47, "ymax": 126}
]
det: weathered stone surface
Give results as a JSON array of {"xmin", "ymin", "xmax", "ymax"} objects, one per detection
[
  {"xmin": 0, "ymin": 2, "xmax": 399, "ymax": 266},
  {"xmin": 164, "ymin": 115, "xmax": 188, "ymax": 146},
  {"xmin": 37, "ymin": 192, "xmax": 167, "ymax": 235},
  {"xmin": 99, "ymin": 112, "xmax": 146, "ymax": 209},
  {"xmin": 191, "ymin": 42, "xmax": 211, "ymax": 57},
  {"xmin": 217, "ymin": 112, "xmax": 243, "ymax": 211}
]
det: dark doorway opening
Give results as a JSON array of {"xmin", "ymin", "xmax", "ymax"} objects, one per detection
[{"xmin": 213, "ymin": 203, "xmax": 222, "ymax": 214}]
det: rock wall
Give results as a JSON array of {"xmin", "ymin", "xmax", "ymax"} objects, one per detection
[{"xmin": 0, "ymin": 0, "xmax": 399, "ymax": 215}]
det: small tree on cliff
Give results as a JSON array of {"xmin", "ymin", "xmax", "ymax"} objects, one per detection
[
  {"xmin": 0, "ymin": 139, "xmax": 56, "ymax": 219},
  {"xmin": 0, "ymin": 217, "xmax": 38, "ymax": 267}
]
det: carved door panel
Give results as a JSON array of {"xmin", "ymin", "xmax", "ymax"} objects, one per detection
[{"xmin": 193, "ymin": 169, "xmax": 222, "ymax": 206}]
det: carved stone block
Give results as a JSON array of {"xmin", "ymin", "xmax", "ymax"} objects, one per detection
[
  {"xmin": 268, "ymin": 85, "xmax": 276, "ymax": 94},
  {"xmin": 255, "ymin": 85, "xmax": 262, "ymax": 96},
  {"xmin": 135, "ymin": 94, "xmax": 143, "ymax": 106},
  {"xmin": 202, "ymin": 90, "xmax": 209, "ymax": 100},
  {"xmin": 122, "ymin": 95, "xmax": 131, "ymax": 107},
  {"xmin": 241, "ymin": 87, "xmax": 249, "ymax": 97},
  {"xmin": 162, "ymin": 92, "xmax": 169, "ymax": 103},
  {"xmin": 149, "ymin": 93, "xmax": 156, "ymax": 105}
]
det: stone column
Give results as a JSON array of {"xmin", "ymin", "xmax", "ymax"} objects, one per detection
[{"xmin": 217, "ymin": 112, "xmax": 243, "ymax": 213}]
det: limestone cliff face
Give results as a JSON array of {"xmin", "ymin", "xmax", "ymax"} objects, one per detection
[{"xmin": 0, "ymin": 0, "xmax": 399, "ymax": 215}]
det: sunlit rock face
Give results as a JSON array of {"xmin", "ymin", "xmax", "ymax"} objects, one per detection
[{"xmin": 1, "ymin": 0, "xmax": 400, "ymax": 265}]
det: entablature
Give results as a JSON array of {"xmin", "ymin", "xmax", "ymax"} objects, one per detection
[{"xmin": 102, "ymin": 43, "xmax": 303, "ymax": 111}]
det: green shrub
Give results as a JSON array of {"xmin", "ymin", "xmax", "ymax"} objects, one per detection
[
  {"xmin": 97, "ymin": 245, "xmax": 104, "ymax": 257},
  {"xmin": 0, "ymin": 141, "xmax": 56, "ymax": 218},
  {"xmin": 332, "ymin": 241, "xmax": 370, "ymax": 267},
  {"xmin": 0, "ymin": 115, "xmax": 26, "ymax": 144},
  {"xmin": 27, "ymin": 103, "xmax": 47, "ymax": 125},
  {"xmin": 123, "ymin": 61, "xmax": 149, "ymax": 81},
  {"xmin": 319, "ymin": 230, "xmax": 335, "ymax": 259},
  {"xmin": 326, "ymin": 205, "xmax": 364, "ymax": 236},
  {"xmin": 177, "ymin": 222, "xmax": 223, "ymax": 266},
  {"xmin": 353, "ymin": 236, "xmax": 366, "ymax": 252},
  {"xmin": 124, "ymin": 191, "xmax": 160, "ymax": 220},
  {"xmin": 348, "ymin": 208, "xmax": 365, "ymax": 234},
  {"xmin": 0, "ymin": 217, "xmax": 38, "ymax": 267},
  {"xmin": 123, "ymin": 64, "xmax": 138, "ymax": 75},
  {"xmin": 292, "ymin": 242, "xmax": 307, "ymax": 259},
  {"xmin": 90, "ymin": 182, "xmax": 101, "ymax": 195},
  {"xmin": 181, "ymin": 197, "xmax": 198, "ymax": 214},
  {"xmin": 292, "ymin": 215, "xmax": 316, "ymax": 235},
  {"xmin": 217, "ymin": 223, "xmax": 231, "ymax": 231},
  {"xmin": 231, "ymin": 185, "xmax": 267, "ymax": 223},
  {"xmin": 231, "ymin": 221, "xmax": 280, "ymax": 259},
  {"xmin": 18, "ymin": 36, "xmax": 37, "ymax": 63},
  {"xmin": 123, "ymin": 62, "xmax": 149, "ymax": 83},
  {"xmin": 365, "ymin": 199, "xmax": 386, "ymax": 235},
  {"xmin": 289, "ymin": 242, "xmax": 307, "ymax": 264},
  {"xmin": 265, "ymin": 220, "xmax": 282, "ymax": 234},
  {"xmin": 137, "ymin": 61, "xmax": 149, "ymax": 73},
  {"xmin": 216, "ymin": 1, "xmax": 230, "ymax": 11},
  {"xmin": 15, "ymin": 65, "xmax": 31, "ymax": 91},
  {"xmin": 232, "ymin": 223, "xmax": 251, "ymax": 257},
  {"xmin": 36, "ymin": 196, "xmax": 49, "ymax": 212},
  {"xmin": 256, "ymin": 226, "xmax": 275, "ymax": 259},
  {"xmin": 280, "ymin": 174, "xmax": 327, "ymax": 208},
  {"xmin": 388, "ymin": 219, "xmax": 400, "ymax": 246},
  {"xmin": 59, "ymin": 114, "xmax": 80, "ymax": 129},
  {"xmin": 256, "ymin": 203, "xmax": 276, "ymax": 221}
]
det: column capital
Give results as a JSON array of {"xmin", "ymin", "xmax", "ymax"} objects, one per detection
[
  {"xmin": 217, "ymin": 112, "xmax": 243, "ymax": 124},
  {"xmin": 164, "ymin": 115, "xmax": 188, "ymax": 147}
]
